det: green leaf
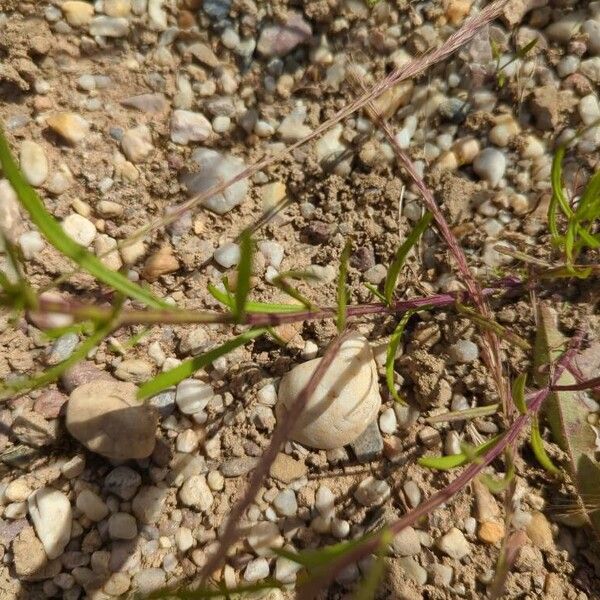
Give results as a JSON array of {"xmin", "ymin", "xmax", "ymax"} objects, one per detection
[
  {"xmin": 386, "ymin": 311, "xmax": 414, "ymax": 404},
  {"xmin": 233, "ymin": 229, "xmax": 253, "ymax": 323},
  {"xmin": 418, "ymin": 435, "xmax": 501, "ymax": 471},
  {"xmin": 271, "ymin": 271, "xmax": 316, "ymax": 310},
  {"xmin": 384, "ymin": 212, "xmax": 432, "ymax": 305},
  {"xmin": 0, "ymin": 126, "xmax": 170, "ymax": 309},
  {"xmin": 530, "ymin": 415, "xmax": 561, "ymax": 475},
  {"xmin": 479, "ymin": 462, "xmax": 515, "ymax": 493},
  {"xmin": 336, "ymin": 240, "xmax": 351, "ymax": 332},
  {"xmin": 137, "ymin": 328, "xmax": 267, "ymax": 400},
  {"xmin": 208, "ymin": 282, "xmax": 301, "ymax": 314},
  {"xmin": 512, "ymin": 373, "xmax": 527, "ymax": 415},
  {"xmin": 516, "ymin": 37, "xmax": 538, "ymax": 58},
  {"xmin": 364, "ymin": 282, "xmax": 386, "ymax": 302}
]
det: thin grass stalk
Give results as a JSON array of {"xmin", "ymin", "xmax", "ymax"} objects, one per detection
[{"xmin": 30, "ymin": 285, "xmax": 513, "ymax": 328}]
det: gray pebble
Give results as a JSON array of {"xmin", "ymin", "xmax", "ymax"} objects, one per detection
[{"xmin": 350, "ymin": 420, "xmax": 383, "ymax": 462}]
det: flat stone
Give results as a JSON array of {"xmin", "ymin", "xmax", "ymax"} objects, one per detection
[
  {"xmin": 12, "ymin": 411, "xmax": 58, "ymax": 447},
  {"xmin": 66, "ymin": 380, "xmax": 158, "ymax": 460},
  {"xmin": 179, "ymin": 475, "xmax": 213, "ymax": 511},
  {"xmin": 60, "ymin": 361, "xmax": 113, "ymax": 393},
  {"xmin": 20, "ymin": 141, "xmax": 48, "ymax": 186},
  {"xmin": 62, "ymin": 213, "xmax": 96, "ymax": 246},
  {"xmin": 13, "ymin": 526, "xmax": 61, "ymax": 581},
  {"xmin": 28, "ymin": 488, "xmax": 72, "ymax": 560},
  {"xmin": 121, "ymin": 125, "xmax": 153, "ymax": 163},
  {"xmin": 132, "ymin": 486, "xmax": 168, "ymax": 524},
  {"xmin": 181, "ymin": 148, "xmax": 248, "ymax": 214},
  {"xmin": 269, "ymin": 453, "xmax": 307, "ymax": 484},
  {"xmin": 89, "ymin": 16, "xmax": 129, "ymax": 37},
  {"xmin": 46, "ymin": 113, "xmax": 89, "ymax": 145},
  {"xmin": 133, "ymin": 568, "xmax": 166, "ymax": 595},
  {"xmin": 122, "ymin": 93, "xmax": 168, "ymax": 113},
  {"xmin": 391, "ymin": 526, "xmax": 421, "ymax": 556},
  {"xmin": 257, "ymin": 12, "xmax": 312, "ymax": 57},
  {"xmin": 220, "ymin": 457, "xmax": 258, "ymax": 477},
  {"xmin": 104, "ymin": 466, "xmax": 142, "ymax": 500},
  {"xmin": 61, "ymin": 1, "xmax": 94, "ymax": 26},
  {"xmin": 437, "ymin": 527, "xmax": 471, "ymax": 560},
  {"xmin": 351, "ymin": 419, "xmax": 383, "ymax": 462},
  {"xmin": 170, "ymin": 110, "xmax": 212, "ymax": 144}
]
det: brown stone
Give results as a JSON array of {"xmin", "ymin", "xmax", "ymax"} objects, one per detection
[{"xmin": 270, "ymin": 453, "xmax": 307, "ymax": 484}]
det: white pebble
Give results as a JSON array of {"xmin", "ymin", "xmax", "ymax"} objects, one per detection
[
  {"xmin": 437, "ymin": 527, "xmax": 471, "ymax": 560},
  {"xmin": 244, "ymin": 558, "xmax": 270, "ymax": 582},
  {"xmin": 214, "ymin": 242, "xmax": 240, "ymax": 268},
  {"xmin": 176, "ymin": 379, "xmax": 213, "ymax": 414},
  {"xmin": 19, "ymin": 231, "xmax": 44, "ymax": 259},
  {"xmin": 170, "ymin": 110, "xmax": 212, "ymax": 145},
  {"xmin": 62, "ymin": 213, "xmax": 96, "ymax": 246},
  {"xmin": 579, "ymin": 94, "xmax": 600, "ymax": 126},
  {"xmin": 315, "ymin": 486, "xmax": 335, "ymax": 519},
  {"xmin": 258, "ymin": 240, "xmax": 284, "ymax": 268},
  {"xmin": 175, "ymin": 527, "xmax": 194, "ymax": 552},
  {"xmin": 354, "ymin": 477, "xmax": 390, "ymax": 507},
  {"xmin": 212, "ymin": 116, "xmax": 231, "ymax": 133},
  {"xmin": 20, "ymin": 141, "xmax": 48, "ymax": 186},
  {"xmin": 448, "ymin": 339, "xmax": 479, "ymax": 363},
  {"xmin": 331, "ymin": 518, "xmax": 350, "ymax": 538},
  {"xmin": 473, "ymin": 148, "xmax": 506, "ymax": 187},
  {"xmin": 273, "ymin": 489, "xmax": 297, "ymax": 517},
  {"xmin": 379, "ymin": 407, "xmax": 397, "ymax": 434},
  {"xmin": 179, "ymin": 475, "xmax": 213, "ymax": 511}
]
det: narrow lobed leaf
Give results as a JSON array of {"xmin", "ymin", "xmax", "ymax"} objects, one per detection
[
  {"xmin": 385, "ymin": 310, "xmax": 415, "ymax": 404},
  {"xmin": 233, "ymin": 229, "xmax": 253, "ymax": 322},
  {"xmin": 384, "ymin": 212, "xmax": 432, "ymax": 305},
  {"xmin": 418, "ymin": 435, "xmax": 501, "ymax": 471}
]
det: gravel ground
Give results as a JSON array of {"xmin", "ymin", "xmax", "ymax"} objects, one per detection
[{"xmin": 1, "ymin": 0, "xmax": 600, "ymax": 599}]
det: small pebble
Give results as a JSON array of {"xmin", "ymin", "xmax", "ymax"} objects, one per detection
[
  {"xmin": 62, "ymin": 213, "xmax": 96, "ymax": 246},
  {"xmin": 46, "ymin": 113, "xmax": 90, "ymax": 145},
  {"xmin": 273, "ymin": 489, "xmax": 297, "ymax": 517},
  {"xmin": 76, "ymin": 489, "xmax": 109, "ymax": 522},
  {"xmin": 108, "ymin": 513, "xmax": 138, "ymax": 540},
  {"xmin": 437, "ymin": 527, "xmax": 471, "ymax": 560},
  {"xmin": 244, "ymin": 557, "xmax": 270, "ymax": 582},
  {"xmin": 378, "ymin": 407, "xmax": 397, "ymax": 434},
  {"xmin": 448, "ymin": 340, "xmax": 479, "ymax": 363},
  {"xmin": 214, "ymin": 242, "xmax": 241, "ymax": 268},
  {"xmin": 176, "ymin": 379, "xmax": 213, "ymax": 414},
  {"xmin": 354, "ymin": 477, "xmax": 391, "ymax": 507},
  {"xmin": 473, "ymin": 148, "xmax": 506, "ymax": 187},
  {"xmin": 20, "ymin": 141, "xmax": 48, "ymax": 186},
  {"xmin": 170, "ymin": 110, "xmax": 212, "ymax": 145}
]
